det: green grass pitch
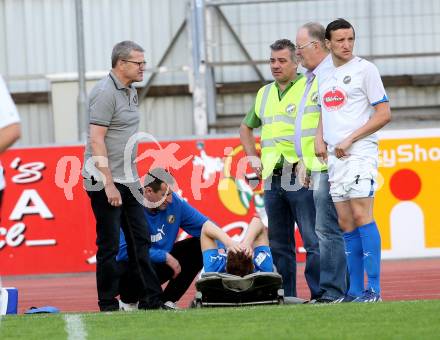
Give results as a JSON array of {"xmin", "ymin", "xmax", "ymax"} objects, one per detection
[{"xmin": 1, "ymin": 300, "xmax": 440, "ymax": 339}]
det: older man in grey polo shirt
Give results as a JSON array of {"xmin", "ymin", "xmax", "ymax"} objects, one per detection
[{"xmin": 83, "ymin": 40, "xmax": 164, "ymax": 311}]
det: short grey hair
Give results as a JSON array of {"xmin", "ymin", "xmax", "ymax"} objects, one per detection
[
  {"xmin": 111, "ymin": 41, "xmax": 144, "ymax": 68},
  {"xmin": 301, "ymin": 22, "xmax": 328, "ymax": 50},
  {"xmin": 270, "ymin": 39, "xmax": 296, "ymax": 62}
]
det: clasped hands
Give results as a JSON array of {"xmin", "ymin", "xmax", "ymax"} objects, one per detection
[{"xmin": 226, "ymin": 241, "xmax": 253, "ymax": 258}]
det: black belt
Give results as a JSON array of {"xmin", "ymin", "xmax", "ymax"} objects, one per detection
[
  {"xmin": 272, "ymin": 168, "xmax": 283, "ymax": 176},
  {"xmin": 272, "ymin": 163, "xmax": 297, "ymax": 176}
]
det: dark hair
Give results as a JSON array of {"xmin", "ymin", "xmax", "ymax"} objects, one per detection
[
  {"xmin": 302, "ymin": 22, "xmax": 327, "ymax": 49},
  {"xmin": 111, "ymin": 40, "xmax": 144, "ymax": 68},
  {"xmin": 270, "ymin": 39, "xmax": 296, "ymax": 62},
  {"xmin": 325, "ymin": 18, "xmax": 355, "ymax": 40},
  {"xmin": 144, "ymin": 168, "xmax": 175, "ymax": 193},
  {"xmin": 226, "ymin": 250, "xmax": 254, "ymax": 277}
]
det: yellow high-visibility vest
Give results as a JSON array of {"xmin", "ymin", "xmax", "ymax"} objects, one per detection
[
  {"xmin": 255, "ymin": 78, "xmax": 326, "ymax": 179},
  {"xmin": 301, "ymin": 78, "xmax": 328, "ymax": 172}
]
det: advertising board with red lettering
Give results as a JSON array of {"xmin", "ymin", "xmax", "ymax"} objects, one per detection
[
  {"xmin": 1, "ymin": 129, "xmax": 439, "ymax": 275},
  {"xmin": 0, "ymin": 137, "xmax": 305, "ymax": 275}
]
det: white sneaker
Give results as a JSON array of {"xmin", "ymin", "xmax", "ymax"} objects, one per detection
[
  {"xmin": 119, "ymin": 300, "xmax": 139, "ymax": 311},
  {"xmin": 162, "ymin": 301, "xmax": 180, "ymax": 310}
]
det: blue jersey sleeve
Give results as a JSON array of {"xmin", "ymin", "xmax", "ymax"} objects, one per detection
[
  {"xmin": 118, "ymin": 228, "xmax": 167, "ymax": 263},
  {"xmin": 253, "ymin": 245, "xmax": 273, "ymax": 272},
  {"xmin": 117, "ymin": 229, "xmax": 167, "ymax": 263},
  {"xmin": 116, "ymin": 230, "xmax": 128, "ymax": 262},
  {"xmin": 178, "ymin": 196, "xmax": 208, "ymax": 237},
  {"xmin": 149, "ymin": 247, "xmax": 167, "ymax": 263},
  {"xmin": 202, "ymin": 248, "xmax": 227, "ymax": 273}
]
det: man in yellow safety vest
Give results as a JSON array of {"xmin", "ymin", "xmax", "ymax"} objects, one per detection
[{"xmin": 240, "ymin": 39, "xmax": 320, "ymax": 299}]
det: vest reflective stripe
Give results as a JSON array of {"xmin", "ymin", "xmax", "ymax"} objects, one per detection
[
  {"xmin": 260, "ymin": 139, "xmax": 275, "ymax": 148},
  {"xmin": 301, "ymin": 79, "xmax": 327, "ymax": 171},
  {"xmin": 261, "ymin": 115, "xmax": 296, "ymax": 125},
  {"xmin": 261, "ymin": 128, "xmax": 316, "ymax": 148},
  {"xmin": 261, "ymin": 136, "xmax": 295, "ymax": 148},
  {"xmin": 259, "ymin": 84, "xmax": 272, "ymax": 117},
  {"xmin": 300, "ymin": 128, "xmax": 317, "ymax": 137},
  {"xmin": 303, "ymin": 105, "xmax": 320, "ymax": 114}
]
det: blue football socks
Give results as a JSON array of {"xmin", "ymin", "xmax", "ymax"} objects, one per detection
[
  {"xmin": 343, "ymin": 229, "xmax": 364, "ymax": 297},
  {"xmin": 358, "ymin": 221, "xmax": 382, "ymax": 294}
]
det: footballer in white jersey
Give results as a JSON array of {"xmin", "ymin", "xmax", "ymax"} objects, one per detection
[
  {"xmin": 316, "ymin": 18, "xmax": 391, "ymax": 303},
  {"xmin": 318, "ymin": 57, "xmax": 389, "ymax": 201}
]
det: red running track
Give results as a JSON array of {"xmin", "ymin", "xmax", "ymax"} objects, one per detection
[{"xmin": 2, "ymin": 258, "xmax": 440, "ymax": 313}]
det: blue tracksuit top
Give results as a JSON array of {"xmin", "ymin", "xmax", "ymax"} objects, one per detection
[{"xmin": 117, "ymin": 192, "xmax": 208, "ymax": 263}]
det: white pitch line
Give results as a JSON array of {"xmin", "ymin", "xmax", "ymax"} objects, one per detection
[{"xmin": 64, "ymin": 314, "xmax": 87, "ymax": 340}]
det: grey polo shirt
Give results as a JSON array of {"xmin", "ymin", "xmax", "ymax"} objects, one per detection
[{"xmin": 82, "ymin": 71, "xmax": 140, "ymax": 184}]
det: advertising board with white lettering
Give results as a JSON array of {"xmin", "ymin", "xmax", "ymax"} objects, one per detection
[{"xmin": 0, "ymin": 129, "xmax": 439, "ymax": 275}]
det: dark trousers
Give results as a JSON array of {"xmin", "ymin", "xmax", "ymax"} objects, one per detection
[
  {"xmin": 86, "ymin": 182, "xmax": 163, "ymax": 311},
  {"xmin": 120, "ymin": 237, "xmax": 202, "ymax": 303},
  {"xmin": 265, "ymin": 172, "xmax": 320, "ymax": 298}
]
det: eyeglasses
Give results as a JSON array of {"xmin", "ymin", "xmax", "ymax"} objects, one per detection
[
  {"xmin": 122, "ymin": 59, "xmax": 147, "ymax": 67},
  {"xmin": 296, "ymin": 41, "xmax": 317, "ymax": 50}
]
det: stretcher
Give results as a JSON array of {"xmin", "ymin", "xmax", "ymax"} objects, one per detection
[{"xmin": 191, "ymin": 272, "xmax": 284, "ymax": 308}]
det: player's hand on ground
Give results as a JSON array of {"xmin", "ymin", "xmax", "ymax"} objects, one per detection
[
  {"xmin": 166, "ymin": 253, "xmax": 181, "ymax": 278},
  {"xmin": 315, "ymin": 137, "xmax": 328, "ymax": 164},
  {"xmin": 105, "ymin": 182, "xmax": 122, "ymax": 206},
  {"xmin": 335, "ymin": 137, "xmax": 353, "ymax": 159}
]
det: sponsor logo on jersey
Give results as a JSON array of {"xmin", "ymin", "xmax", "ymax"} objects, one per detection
[
  {"xmin": 151, "ymin": 233, "xmax": 162, "ymax": 242},
  {"xmin": 254, "ymin": 251, "xmax": 270, "ymax": 266},
  {"xmin": 322, "ymin": 87, "xmax": 347, "ymax": 111},
  {"xmin": 151, "ymin": 224, "xmax": 166, "ymax": 242},
  {"xmin": 310, "ymin": 91, "xmax": 318, "ymax": 103},
  {"xmin": 343, "ymin": 75, "xmax": 351, "ymax": 84},
  {"xmin": 167, "ymin": 215, "xmax": 175, "ymax": 224},
  {"xmin": 210, "ymin": 254, "xmax": 226, "ymax": 263},
  {"xmin": 285, "ymin": 103, "xmax": 296, "ymax": 114},
  {"xmin": 158, "ymin": 224, "xmax": 166, "ymax": 235}
]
